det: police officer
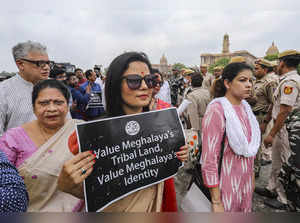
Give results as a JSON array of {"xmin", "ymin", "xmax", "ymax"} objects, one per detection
[
  {"xmin": 176, "ymin": 69, "xmax": 194, "ymax": 129},
  {"xmin": 252, "ymin": 59, "xmax": 278, "ymax": 177},
  {"xmin": 177, "ymin": 68, "xmax": 194, "ymax": 106},
  {"xmin": 212, "ymin": 66, "xmax": 223, "ymax": 79},
  {"xmin": 256, "ymin": 50, "xmax": 300, "ymax": 210},
  {"xmin": 200, "ymin": 64, "xmax": 214, "ymax": 90}
]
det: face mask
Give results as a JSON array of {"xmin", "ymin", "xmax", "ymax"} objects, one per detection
[{"xmin": 183, "ymin": 78, "xmax": 189, "ymax": 83}]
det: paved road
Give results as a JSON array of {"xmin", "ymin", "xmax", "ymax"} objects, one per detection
[{"xmin": 174, "ymin": 161, "xmax": 284, "ymax": 212}]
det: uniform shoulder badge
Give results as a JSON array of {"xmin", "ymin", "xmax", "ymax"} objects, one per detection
[{"xmin": 284, "ymin": 86, "xmax": 293, "ymax": 95}]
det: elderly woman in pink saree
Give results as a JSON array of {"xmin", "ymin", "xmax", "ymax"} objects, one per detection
[{"xmin": 0, "ymin": 79, "xmax": 95, "ymax": 211}]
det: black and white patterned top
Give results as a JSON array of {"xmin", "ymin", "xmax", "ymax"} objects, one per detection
[{"xmin": 0, "ymin": 150, "xmax": 28, "ymax": 212}]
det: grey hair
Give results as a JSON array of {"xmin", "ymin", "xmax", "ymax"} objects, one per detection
[{"xmin": 12, "ymin": 40, "xmax": 48, "ymax": 61}]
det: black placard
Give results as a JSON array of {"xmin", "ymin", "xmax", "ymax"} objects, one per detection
[{"xmin": 76, "ymin": 108, "xmax": 185, "ymax": 212}]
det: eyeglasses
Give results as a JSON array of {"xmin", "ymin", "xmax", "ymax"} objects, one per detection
[
  {"xmin": 122, "ymin": 74, "xmax": 156, "ymax": 90},
  {"xmin": 21, "ymin": 58, "xmax": 54, "ymax": 69}
]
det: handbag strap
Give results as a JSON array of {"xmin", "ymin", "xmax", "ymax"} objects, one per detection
[{"xmin": 187, "ymin": 128, "xmax": 227, "ymax": 191}]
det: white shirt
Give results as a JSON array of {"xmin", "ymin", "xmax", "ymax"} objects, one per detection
[
  {"xmin": 0, "ymin": 74, "xmax": 36, "ymax": 135},
  {"xmin": 155, "ymin": 81, "xmax": 171, "ymax": 104},
  {"xmin": 95, "ymin": 77, "xmax": 104, "ymax": 91}
]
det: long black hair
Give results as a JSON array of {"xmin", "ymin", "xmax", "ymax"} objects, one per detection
[{"xmin": 105, "ymin": 52, "xmax": 152, "ymax": 117}]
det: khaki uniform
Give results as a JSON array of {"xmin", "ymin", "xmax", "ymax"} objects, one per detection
[
  {"xmin": 202, "ymin": 73, "xmax": 214, "ymax": 90},
  {"xmin": 252, "ymin": 75, "xmax": 278, "ymax": 173},
  {"xmin": 267, "ymin": 70, "xmax": 300, "ymax": 204},
  {"xmin": 268, "ymin": 72, "xmax": 279, "ymax": 82},
  {"xmin": 186, "ymin": 87, "xmax": 211, "ymax": 131}
]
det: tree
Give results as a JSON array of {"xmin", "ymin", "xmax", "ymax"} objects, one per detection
[
  {"xmin": 264, "ymin": 54, "xmax": 278, "ymax": 61},
  {"xmin": 172, "ymin": 63, "xmax": 186, "ymax": 71},
  {"xmin": 208, "ymin": 58, "xmax": 230, "ymax": 73}
]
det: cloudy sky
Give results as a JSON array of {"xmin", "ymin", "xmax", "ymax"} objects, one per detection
[{"xmin": 1, "ymin": 0, "xmax": 300, "ymax": 72}]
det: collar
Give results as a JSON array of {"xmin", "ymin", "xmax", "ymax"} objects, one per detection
[
  {"xmin": 279, "ymin": 70, "xmax": 298, "ymax": 81},
  {"xmin": 16, "ymin": 73, "xmax": 34, "ymax": 87},
  {"xmin": 255, "ymin": 74, "xmax": 269, "ymax": 83}
]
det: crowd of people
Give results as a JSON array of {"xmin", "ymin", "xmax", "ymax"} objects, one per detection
[{"xmin": 0, "ymin": 40, "xmax": 299, "ymax": 213}]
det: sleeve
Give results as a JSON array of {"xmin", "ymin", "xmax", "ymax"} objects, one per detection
[
  {"xmin": 165, "ymin": 82, "xmax": 172, "ymax": 105},
  {"xmin": 280, "ymin": 80, "xmax": 299, "ymax": 106},
  {"xmin": 0, "ymin": 130, "xmax": 19, "ymax": 165},
  {"xmin": 0, "ymin": 91, "xmax": 8, "ymax": 136},
  {"xmin": 201, "ymin": 102, "xmax": 225, "ymax": 188},
  {"xmin": 72, "ymin": 88, "xmax": 90, "ymax": 105},
  {"xmin": 266, "ymin": 80, "xmax": 278, "ymax": 104},
  {"xmin": 0, "ymin": 151, "xmax": 28, "ymax": 212}
]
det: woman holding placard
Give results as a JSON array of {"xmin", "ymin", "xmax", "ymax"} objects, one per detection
[{"xmin": 61, "ymin": 52, "xmax": 188, "ymax": 212}]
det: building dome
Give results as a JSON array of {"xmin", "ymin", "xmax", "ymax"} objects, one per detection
[{"xmin": 266, "ymin": 42, "xmax": 279, "ymax": 56}]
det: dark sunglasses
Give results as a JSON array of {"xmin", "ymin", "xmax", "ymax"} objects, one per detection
[
  {"xmin": 122, "ymin": 74, "xmax": 156, "ymax": 90},
  {"xmin": 21, "ymin": 58, "xmax": 55, "ymax": 69}
]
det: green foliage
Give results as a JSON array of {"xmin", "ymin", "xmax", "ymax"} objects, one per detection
[
  {"xmin": 208, "ymin": 58, "xmax": 230, "ymax": 73},
  {"xmin": 298, "ymin": 64, "xmax": 300, "ymax": 74},
  {"xmin": 172, "ymin": 63, "xmax": 186, "ymax": 71},
  {"xmin": 264, "ymin": 54, "xmax": 278, "ymax": 61}
]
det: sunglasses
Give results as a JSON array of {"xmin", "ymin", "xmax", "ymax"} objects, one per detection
[
  {"xmin": 21, "ymin": 58, "xmax": 55, "ymax": 69},
  {"xmin": 122, "ymin": 74, "xmax": 156, "ymax": 90}
]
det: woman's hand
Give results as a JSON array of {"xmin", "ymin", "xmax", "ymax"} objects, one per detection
[
  {"xmin": 57, "ymin": 151, "xmax": 96, "ymax": 199},
  {"xmin": 176, "ymin": 145, "xmax": 188, "ymax": 162},
  {"xmin": 212, "ymin": 202, "xmax": 225, "ymax": 212}
]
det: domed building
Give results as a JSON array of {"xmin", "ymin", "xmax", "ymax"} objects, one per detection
[
  {"xmin": 152, "ymin": 54, "xmax": 173, "ymax": 79},
  {"xmin": 265, "ymin": 41, "xmax": 279, "ymax": 56}
]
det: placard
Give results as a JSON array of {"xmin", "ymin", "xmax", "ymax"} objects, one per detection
[{"xmin": 76, "ymin": 108, "xmax": 185, "ymax": 212}]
